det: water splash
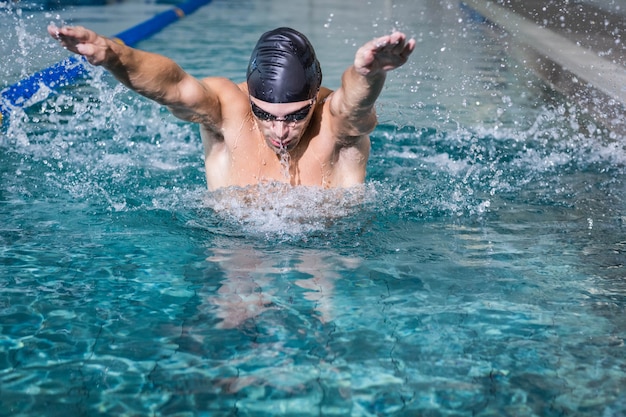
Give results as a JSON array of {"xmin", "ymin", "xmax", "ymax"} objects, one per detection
[
  {"xmin": 198, "ymin": 182, "xmax": 390, "ymax": 242},
  {"xmin": 3, "ymin": 2, "xmax": 625, "ymax": 245},
  {"xmin": 0, "ymin": 4, "xmax": 67, "ymax": 86},
  {"xmin": 278, "ymin": 148, "xmax": 291, "ymax": 180}
]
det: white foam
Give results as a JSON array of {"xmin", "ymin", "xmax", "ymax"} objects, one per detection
[{"xmin": 200, "ymin": 183, "xmax": 381, "ymax": 241}]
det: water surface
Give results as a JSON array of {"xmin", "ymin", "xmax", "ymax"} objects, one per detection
[{"xmin": 1, "ymin": 0, "xmax": 625, "ymax": 416}]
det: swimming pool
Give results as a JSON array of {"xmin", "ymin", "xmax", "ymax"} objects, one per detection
[{"xmin": 2, "ymin": 0, "xmax": 626, "ymax": 415}]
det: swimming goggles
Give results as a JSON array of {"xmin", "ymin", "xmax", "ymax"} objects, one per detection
[{"xmin": 250, "ymin": 100, "xmax": 314, "ymax": 124}]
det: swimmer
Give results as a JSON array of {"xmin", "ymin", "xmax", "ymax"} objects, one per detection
[{"xmin": 48, "ymin": 25, "xmax": 415, "ymax": 190}]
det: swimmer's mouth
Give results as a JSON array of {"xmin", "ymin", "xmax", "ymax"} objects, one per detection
[{"xmin": 270, "ymin": 138, "xmax": 290, "ymax": 149}]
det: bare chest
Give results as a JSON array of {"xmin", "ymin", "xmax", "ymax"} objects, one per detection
[{"xmin": 203, "ymin": 131, "xmax": 336, "ymax": 189}]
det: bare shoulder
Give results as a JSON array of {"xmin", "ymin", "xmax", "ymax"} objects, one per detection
[
  {"xmin": 188, "ymin": 77, "xmax": 249, "ymax": 131},
  {"xmin": 202, "ymin": 76, "xmax": 240, "ymax": 89},
  {"xmin": 310, "ymin": 88, "xmax": 371, "ymax": 186},
  {"xmin": 201, "ymin": 77, "xmax": 247, "ymax": 105},
  {"xmin": 319, "ymin": 87, "xmax": 371, "ymax": 149},
  {"xmin": 198, "ymin": 79, "xmax": 252, "ymax": 144}
]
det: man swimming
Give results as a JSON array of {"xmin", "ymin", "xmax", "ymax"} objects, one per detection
[{"xmin": 48, "ymin": 25, "xmax": 415, "ymax": 190}]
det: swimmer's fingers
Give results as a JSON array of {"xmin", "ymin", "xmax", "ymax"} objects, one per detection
[
  {"xmin": 48, "ymin": 25, "xmax": 90, "ymax": 45},
  {"xmin": 357, "ymin": 32, "xmax": 414, "ymax": 74},
  {"xmin": 47, "ymin": 24, "xmax": 60, "ymax": 39},
  {"xmin": 371, "ymin": 32, "xmax": 403, "ymax": 50},
  {"xmin": 378, "ymin": 32, "xmax": 415, "ymax": 57},
  {"xmin": 48, "ymin": 25, "xmax": 108, "ymax": 65},
  {"xmin": 395, "ymin": 37, "xmax": 416, "ymax": 61},
  {"xmin": 392, "ymin": 34, "xmax": 415, "ymax": 57}
]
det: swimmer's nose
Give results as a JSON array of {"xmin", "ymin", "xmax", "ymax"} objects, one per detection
[{"xmin": 271, "ymin": 120, "xmax": 290, "ymax": 139}]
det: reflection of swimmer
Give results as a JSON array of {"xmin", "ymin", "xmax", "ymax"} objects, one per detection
[
  {"xmin": 206, "ymin": 247, "xmax": 357, "ymax": 328},
  {"xmin": 48, "ymin": 25, "xmax": 414, "ymax": 190}
]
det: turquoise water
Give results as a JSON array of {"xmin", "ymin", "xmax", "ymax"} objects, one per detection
[{"xmin": 2, "ymin": 0, "xmax": 626, "ymax": 416}]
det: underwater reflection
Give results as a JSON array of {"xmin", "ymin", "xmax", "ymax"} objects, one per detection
[
  {"xmin": 167, "ymin": 243, "xmax": 367, "ymax": 402},
  {"xmin": 204, "ymin": 246, "xmax": 359, "ymax": 328}
]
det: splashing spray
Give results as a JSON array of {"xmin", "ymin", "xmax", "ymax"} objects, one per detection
[{"xmin": 278, "ymin": 146, "xmax": 291, "ymax": 180}]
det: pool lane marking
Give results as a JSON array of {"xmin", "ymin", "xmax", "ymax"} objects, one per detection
[
  {"xmin": 461, "ymin": 0, "xmax": 626, "ymax": 107},
  {"xmin": 0, "ymin": 0, "xmax": 213, "ymax": 129}
]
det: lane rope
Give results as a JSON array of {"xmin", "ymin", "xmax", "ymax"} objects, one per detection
[{"xmin": 0, "ymin": 0, "xmax": 213, "ymax": 128}]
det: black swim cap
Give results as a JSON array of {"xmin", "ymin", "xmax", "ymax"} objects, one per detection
[{"xmin": 247, "ymin": 27, "xmax": 322, "ymax": 103}]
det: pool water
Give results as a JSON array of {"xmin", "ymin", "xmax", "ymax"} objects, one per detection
[{"xmin": 2, "ymin": 0, "xmax": 626, "ymax": 416}]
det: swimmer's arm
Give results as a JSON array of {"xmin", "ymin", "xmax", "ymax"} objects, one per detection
[
  {"xmin": 329, "ymin": 32, "xmax": 415, "ymax": 139},
  {"xmin": 47, "ymin": 25, "xmax": 221, "ymax": 125}
]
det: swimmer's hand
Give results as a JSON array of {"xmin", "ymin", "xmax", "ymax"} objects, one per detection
[
  {"xmin": 47, "ymin": 25, "xmax": 110, "ymax": 66},
  {"xmin": 354, "ymin": 31, "xmax": 415, "ymax": 77}
]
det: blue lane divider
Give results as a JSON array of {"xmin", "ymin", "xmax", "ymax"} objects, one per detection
[{"xmin": 0, "ymin": 0, "xmax": 213, "ymax": 128}]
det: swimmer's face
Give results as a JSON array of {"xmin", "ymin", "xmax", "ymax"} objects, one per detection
[{"xmin": 250, "ymin": 97, "xmax": 316, "ymax": 153}]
